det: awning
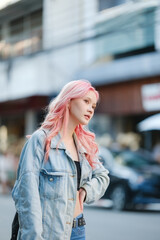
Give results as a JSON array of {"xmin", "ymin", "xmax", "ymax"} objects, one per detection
[
  {"xmin": 74, "ymin": 52, "xmax": 160, "ymax": 86},
  {"xmin": 137, "ymin": 113, "xmax": 160, "ymax": 131}
]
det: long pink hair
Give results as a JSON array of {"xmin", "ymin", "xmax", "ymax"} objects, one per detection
[{"xmin": 40, "ymin": 79, "xmax": 99, "ymax": 168}]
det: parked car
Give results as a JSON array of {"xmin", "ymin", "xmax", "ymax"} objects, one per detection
[{"xmin": 99, "ymin": 147, "xmax": 160, "ymax": 210}]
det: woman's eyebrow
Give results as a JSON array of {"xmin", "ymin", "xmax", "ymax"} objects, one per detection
[{"xmin": 86, "ymin": 97, "xmax": 97, "ymax": 106}]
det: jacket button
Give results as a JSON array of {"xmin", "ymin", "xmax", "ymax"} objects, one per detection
[{"xmin": 49, "ymin": 177, "xmax": 54, "ymax": 181}]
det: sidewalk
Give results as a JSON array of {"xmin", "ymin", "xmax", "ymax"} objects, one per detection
[{"xmin": 0, "ymin": 194, "xmax": 15, "ymax": 240}]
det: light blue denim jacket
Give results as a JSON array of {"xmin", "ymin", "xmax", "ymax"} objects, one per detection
[{"xmin": 12, "ymin": 128, "xmax": 110, "ymax": 240}]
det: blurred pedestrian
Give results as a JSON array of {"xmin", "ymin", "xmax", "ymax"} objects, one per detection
[
  {"xmin": 152, "ymin": 142, "xmax": 160, "ymax": 164},
  {"xmin": 11, "ymin": 80, "xmax": 110, "ymax": 240},
  {"xmin": 0, "ymin": 153, "xmax": 8, "ymax": 194}
]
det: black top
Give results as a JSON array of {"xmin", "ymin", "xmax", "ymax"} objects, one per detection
[{"xmin": 74, "ymin": 161, "xmax": 81, "ymax": 190}]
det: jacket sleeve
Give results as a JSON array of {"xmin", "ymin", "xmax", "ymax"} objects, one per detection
[
  {"xmin": 12, "ymin": 129, "xmax": 46, "ymax": 240},
  {"xmin": 81, "ymin": 157, "xmax": 110, "ymax": 204}
]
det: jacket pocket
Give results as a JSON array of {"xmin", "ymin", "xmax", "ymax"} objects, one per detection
[{"xmin": 39, "ymin": 168, "xmax": 65, "ymax": 200}]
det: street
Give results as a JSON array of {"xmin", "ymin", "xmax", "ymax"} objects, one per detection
[
  {"xmin": 0, "ymin": 195, "xmax": 160, "ymax": 240},
  {"xmin": 85, "ymin": 205, "xmax": 160, "ymax": 240}
]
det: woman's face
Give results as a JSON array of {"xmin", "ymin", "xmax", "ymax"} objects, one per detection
[{"xmin": 69, "ymin": 90, "xmax": 97, "ymax": 125}]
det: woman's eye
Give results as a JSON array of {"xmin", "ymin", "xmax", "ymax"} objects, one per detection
[{"xmin": 84, "ymin": 99, "xmax": 89, "ymax": 103}]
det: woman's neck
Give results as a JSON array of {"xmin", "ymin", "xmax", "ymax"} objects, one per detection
[
  {"xmin": 60, "ymin": 126, "xmax": 73, "ymax": 141},
  {"xmin": 60, "ymin": 119, "xmax": 77, "ymax": 141}
]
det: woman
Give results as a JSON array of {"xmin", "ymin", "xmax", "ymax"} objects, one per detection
[{"xmin": 12, "ymin": 80, "xmax": 110, "ymax": 240}]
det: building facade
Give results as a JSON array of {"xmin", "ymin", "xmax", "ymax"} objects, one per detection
[{"xmin": 0, "ymin": 0, "xmax": 160, "ymax": 152}]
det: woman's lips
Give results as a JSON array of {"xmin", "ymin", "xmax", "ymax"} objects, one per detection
[{"xmin": 84, "ymin": 115, "xmax": 90, "ymax": 120}]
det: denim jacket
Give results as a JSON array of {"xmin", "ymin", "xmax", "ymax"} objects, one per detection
[{"xmin": 12, "ymin": 128, "xmax": 110, "ymax": 240}]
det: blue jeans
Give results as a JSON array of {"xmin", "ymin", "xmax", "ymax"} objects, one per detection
[{"xmin": 70, "ymin": 213, "xmax": 86, "ymax": 240}]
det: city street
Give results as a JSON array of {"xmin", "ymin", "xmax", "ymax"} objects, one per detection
[
  {"xmin": 1, "ymin": 1, "xmax": 160, "ymax": 240},
  {"xmin": 0, "ymin": 195, "xmax": 160, "ymax": 240}
]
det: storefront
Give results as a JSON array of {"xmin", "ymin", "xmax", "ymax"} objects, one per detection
[
  {"xmin": 95, "ymin": 77, "xmax": 160, "ymax": 148},
  {"xmin": 0, "ymin": 96, "xmax": 48, "ymax": 154}
]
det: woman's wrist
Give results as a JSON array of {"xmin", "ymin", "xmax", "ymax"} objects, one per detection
[{"xmin": 80, "ymin": 187, "xmax": 87, "ymax": 201}]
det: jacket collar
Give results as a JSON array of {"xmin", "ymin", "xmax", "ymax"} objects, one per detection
[
  {"xmin": 73, "ymin": 132, "xmax": 87, "ymax": 154},
  {"xmin": 50, "ymin": 132, "xmax": 66, "ymax": 150},
  {"xmin": 49, "ymin": 131, "xmax": 87, "ymax": 154}
]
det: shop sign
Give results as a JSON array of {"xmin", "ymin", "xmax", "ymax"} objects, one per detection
[{"xmin": 141, "ymin": 83, "xmax": 160, "ymax": 111}]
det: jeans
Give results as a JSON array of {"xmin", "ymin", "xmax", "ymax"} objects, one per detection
[{"xmin": 70, "ymin": 213, "xmax": 86, "ymax": 240}]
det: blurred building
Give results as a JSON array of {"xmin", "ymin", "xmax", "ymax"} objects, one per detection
[
  {"xmin": 0, "ymin": 0, "xmax": 160, "ymax": 150},
  {"xmin": 76, "ymin": 0, "xmax": 160, "ymax": 148}
]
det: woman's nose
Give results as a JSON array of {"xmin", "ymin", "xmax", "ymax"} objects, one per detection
[{"xmin": 88, "ymin": 106, "xmax": 93, "ymax": 114}]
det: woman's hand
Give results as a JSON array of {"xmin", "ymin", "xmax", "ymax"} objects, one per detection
[{"xmin": 79, "ymin": 188, "xmax": 86, "ymax": 211}]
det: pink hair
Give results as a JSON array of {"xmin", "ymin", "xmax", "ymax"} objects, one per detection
[{"xmin": 40, "ymin": 79, "xmax": 99, "ymax": 168}]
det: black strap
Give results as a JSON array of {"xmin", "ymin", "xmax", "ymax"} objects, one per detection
[{"xmin": 10, "ymin": 212, "xmax": 19, "ymax": 240}]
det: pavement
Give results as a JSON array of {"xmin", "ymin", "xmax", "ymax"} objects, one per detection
[{"xmin": 1, "ymin": 194, "xmax": 160, "ymax": 240}]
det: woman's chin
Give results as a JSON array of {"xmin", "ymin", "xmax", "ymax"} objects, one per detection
[
  {"xmin": 75, "ymin": 116, "xmax": 89, "ymax": 126},
  {"xmin": 79, "ymin": 119, "xmax": 89, "ymax": 125}
]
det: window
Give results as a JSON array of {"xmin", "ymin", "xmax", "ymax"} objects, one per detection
[
  {"xmin": 0, "ymin": 25, "xmax": 2, "ymax": 41},
  {"xmin": 0, "ymin": 25, "xmax": 4, "ymax": 59},
  {"xmin": 99, "ymin": 0, "xmax": 128, "ymax": 11},
  {"xmin": 9, "ymin": 17, "xmax": 24, "ymax": 56},
  {"xmin": 30, "ymin": 9, "xmax": 42, "ymax": 53},
  {"xmin": 2, "ymin": 9, "xmax": 43, "ymax": 59},
  {"xmin": 30, "ymin": 9, "xmax": 42, "ymax": 29},
  {"xmin": 10, "ymin": 17, "xmax": 24, "ymax": 36}
]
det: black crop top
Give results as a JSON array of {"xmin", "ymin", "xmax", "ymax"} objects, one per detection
[{"xmin": 74, "ymin": 161, "xmax": 81, "ymax": 190}]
